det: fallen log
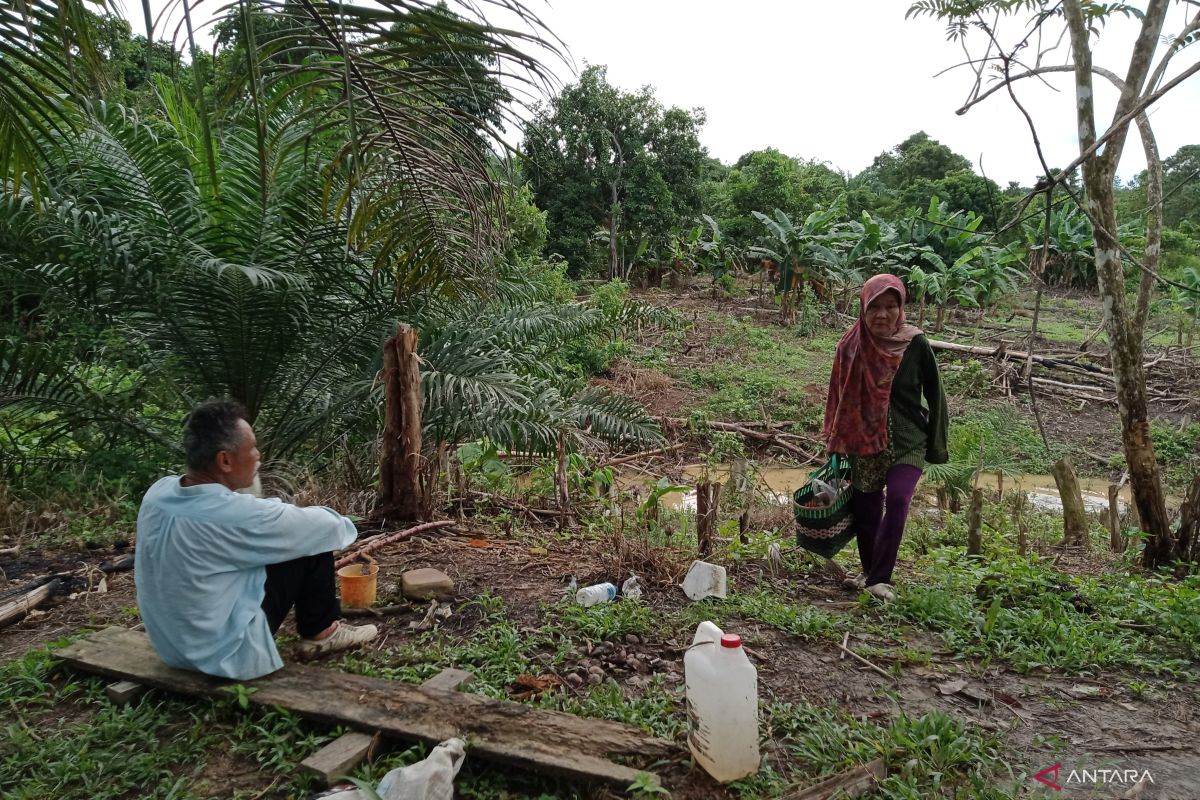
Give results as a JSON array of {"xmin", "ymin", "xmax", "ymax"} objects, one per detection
[
  {"xmin": 335, "ymin": 521, "xmax": 456, "ymax": 568},
  {"xmin": 926, "ymin": 338, "xmax": 1113, "ymax": 376},
  {"xmin": 659, "ymin": 417, "xmax": 820, "ymax": 462},
  {"xmin": 0, "ymin": 578, "xmax": 61, "ymax": 629},
  {"xmin": 599, "ymin": 443, "xmax": 686, "ymax": 468}
]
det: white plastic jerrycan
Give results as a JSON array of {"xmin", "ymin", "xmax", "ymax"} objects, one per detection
[{"xmin": 684, "ymin": 621, "xmax": 759, "ymax": 782}]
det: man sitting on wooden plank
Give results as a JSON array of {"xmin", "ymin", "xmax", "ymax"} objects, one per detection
[{"xmin": 135, "ymin": 398, "xmax": 377, "ymax": 680}]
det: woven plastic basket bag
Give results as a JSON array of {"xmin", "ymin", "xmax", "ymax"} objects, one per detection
[{"xmin": 793, "ymin": 455, "xmax": 855, "ymax": 559}]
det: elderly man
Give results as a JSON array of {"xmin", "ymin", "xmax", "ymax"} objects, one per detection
[{"xmin": 135, "ymin": 398, "xmax": 377, "ymax": 680}]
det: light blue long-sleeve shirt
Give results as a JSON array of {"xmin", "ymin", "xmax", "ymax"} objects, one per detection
[{"xmin": 134, "ymin": 476, "xmax": 358, "ymax": 680}]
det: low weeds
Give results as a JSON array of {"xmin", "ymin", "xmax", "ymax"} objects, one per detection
[
  {"xmin": 0, "ymin": 480, "xmax": 139, "ymax": 551},
  {"xmin": 742, "ymin": 700, "xmax": 1017, "ymax": 799},
  {"xmin": 891, "ymin": 548, "xmax": 1199, "ymax": 676},
  {"xmin": 552, "ymin": 596, "xmax": 656, "ymax": 642},
  {"xmin": 0, "ymin": 648, "xmax": 334, "ymax": 800},
  {"xmin": 544, "ymin": 677, "xmax": 686, "ymax": 741},
  {"xmin": 674, "ymin": 588, "xmax": 844, "ymax": 643},
  {"xmin": 337, "ymin": 594, "xmax": 550, "ymax": 698}
]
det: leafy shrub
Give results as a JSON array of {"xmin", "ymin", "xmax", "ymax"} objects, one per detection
[
  {"xmin": 942, "ymin": 358, "xmax": 990, "ymax": 398},
  {"xmin": 1150, "ymin": 421, "xmax": 1200, "ymax": 487}
]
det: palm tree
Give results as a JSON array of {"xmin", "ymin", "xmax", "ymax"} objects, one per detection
[
  {"xmin": 1, "ymin": 90, "xmax": 664, "ymax": 475},
  {"xmin": 2, "ymin": 2, "xmax": 666, "ymax": 474}
]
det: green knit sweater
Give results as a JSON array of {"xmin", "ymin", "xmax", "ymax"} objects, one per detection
[{"xmin": 889, "ymin": 334, "xmax": 949, "ymax": 464}]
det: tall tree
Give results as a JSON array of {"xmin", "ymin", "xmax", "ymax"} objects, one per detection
[
  {"xmin": 720, "ymin": 149, "xmax": 845, "ymax": 244},
  {"xmin": 909, "ymin": 0, "xmax": 1200, "ymax": 569},
  {"xmin": 856, "ymin": 131, "xmax": 1003, "ymax": 220},
  {"xmin": 522, "ymin": 65, "xmax": 707, "ymax": 277}
]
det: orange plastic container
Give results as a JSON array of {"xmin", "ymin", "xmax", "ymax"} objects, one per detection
[{"xmin": 337, "ymin": 563, "xmax": 379, "ymax": 609}]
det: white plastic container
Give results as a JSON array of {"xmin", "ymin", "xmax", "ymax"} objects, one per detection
[
  {"xmin": 684, "ymin": 621, "xmax": 759, "ymax": 782},
  {"xmin": 681, "ymin": 560, "xmax": 727, "ymax": 601},
  {"xmin": 575, "ymin": 582, "xmax": 617, "ymax": 607}
]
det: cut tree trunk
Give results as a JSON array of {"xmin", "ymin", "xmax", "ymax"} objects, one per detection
[
  {"xmin": 966, "ymin": 488, "xmax": 984, "ymax": 557},
  {"xmin": 1174, "ymin": 474, "xmax": 1200, "ymax": 577},
  {"xmin": 556, "ymin": 433, "xmax": 570, "ymax": 530},
  {"xmin": 377, "ymin": 323, "xmax": 424, "ymax": 524},
  {"xmin": 696, "ymin": 481, "xmax": 721, "ymax": 558},
  {"xmin": 0, "ymin": 578, "xmax": 60, "ymax": 630},
  {"xmin": 1108, "ymin": 484, "xmax": 1125, "ymax": 553},
  {"xmin": 1050, "ymin": 456, "xmax": 1089, "ymax": 548}
]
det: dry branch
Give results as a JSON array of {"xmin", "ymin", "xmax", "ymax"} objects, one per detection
[
  {"xmin": 334, "ymin": 521, "xmax": 455, "ymax": 568},
  {"xmin": 659, "ymin": 417, "xmax": 820, "ymax": 462},
  {"xmin": 836, "ymin": 642, "xmax": 895, "ymax": 682},
  {"xmin": 599, "ymin": 444, "xmax": 685, "ymax": 468},
  {"xmin": 782, "ymin": 758, "xmax": 886, "ymax": 800}
]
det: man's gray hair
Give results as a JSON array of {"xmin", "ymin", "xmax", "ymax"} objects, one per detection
[{"xmin": 183, "ymin": 398, "xmax": 249, "ymax": 471}]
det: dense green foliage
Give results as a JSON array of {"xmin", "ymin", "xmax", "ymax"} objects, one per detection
[{"xmin": 522, "ymin": 65, "xmax": 708, "ymax": 277}]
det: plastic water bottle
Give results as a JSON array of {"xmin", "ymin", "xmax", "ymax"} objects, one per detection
[
  {"xmin": 575, "ymin": 582, "xmax": 617, "ymax": 607},
  {"xmin": 684, "ymin": 621, "xmax": 759, "ymax": 782}
]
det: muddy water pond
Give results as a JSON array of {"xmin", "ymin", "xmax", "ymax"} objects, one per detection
[{"xmin": 624, "ymin": 463, "xmax": 1140, "ymax": 515}]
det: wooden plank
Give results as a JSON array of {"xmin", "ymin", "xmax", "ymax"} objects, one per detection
[
  {"xmin": 303, "ymin": 668, "xmax": 476, "ymax": 785},
  {"xmin": 421, "ymin": 668, "xmax": 474, "ymax": 692},
  {"xmin": 301, "ymin": 731, "xmax": 375, "ymax": 784},
  {"xmin": 782, "ymin": 758, "xmax": 886, "ymax": 800},
  {"xmin": 58, "ymin": 627, "xmax": 678, "ymax": 788},
  {"xmin": 105, "ymin": 680, "xmax": 147, "ymax": 706}
]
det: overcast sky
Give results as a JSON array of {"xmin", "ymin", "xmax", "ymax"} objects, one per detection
[{"xmin": 136, "ymin": 0, "xmax": 1200, "ymax": 186}]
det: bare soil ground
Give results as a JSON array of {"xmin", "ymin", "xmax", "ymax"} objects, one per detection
[
  {"xmin": 4, "ymin": 531, "xmax": 1197, "ymax": 799},
  {"xmin": 4, "ymin": 284, "xmax": 1197, "ymax": 798}
]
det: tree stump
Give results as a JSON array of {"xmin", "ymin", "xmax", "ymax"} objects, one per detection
[
  {"xmin": 733, "ymin": 458, "xmax": 752, "ymax": 544},
  {"xmin": 556, "ymin": 433, "xmax": 570, "ymax": 530},
  {"xmin": 1108, "ymin": 484, "xmax": 1124, "ymax": 553},
  {"xmin": 377, "ymin": 323, "xmax": 424, "ymax": 524},
  {"xmin": 1174, "ymin": 474, "xmax": 1200, "ymax": 575},
  {"xmin": 696, "ymin": 481, "xmax": 722, "ymax": 558},
  {"xmin": 1050, "ymin": 456, "xmax": 1088, "ymax": 548},
  {"xmin": 966, "ymin": 488, "xmax": 984, "ymax": 557}
]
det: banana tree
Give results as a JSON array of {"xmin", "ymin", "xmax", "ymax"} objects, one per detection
[
  {"xmin": 1024, "ymin": 207, "xmax": 1095, "ymax": 288},
  {"xmin": 750, "ymin": 206, "xmax": 842, "ymax": 326},
  {"xmin": 893, "ymin": 197, "xmax": 1003, "ymax": 328}
]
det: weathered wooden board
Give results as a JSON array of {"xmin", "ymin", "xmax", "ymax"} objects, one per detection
[
  {"xmin": 105, "ymin": 680, "xmax": 148, "ymax": 706},
  {"xmin": 301, "ymin": 667, "xmax": 477, "ymax": 785},
  {"xmin": 420, "ymin": 667, "xmax": 474, "ymax": 693},
  {"xmin": 301, "ymin": 731, "xmax": 376, "ymax": 784},
  {"xmin": 59, "ymin": 627, "xmax": 679, "ymax": 787}
]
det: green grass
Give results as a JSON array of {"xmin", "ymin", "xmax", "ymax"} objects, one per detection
[
  {"xmin": 552, "ymin": 596, "xmax": 657, "ymax": 642},
  {"xmin": 736, "ymin": 700, "xmax": 1019, "ymax": 799},
  {"xmin": 0, "ymin": 648, "xmax": 335, "ymax": 800},
  {"xmin": 337, "ymin": 593, "xmax": 553, "ymax": 698},
  {"xmin": 672, "ymin": 587, "xmax": 845, "ymax": 643},
  {"xmin": 886, "ymin": 546, "xmax": 1200, "ymax": 676},
  {"xmin": 543, "ymin": 677, "xmax": 686, "ymax": 741},
  {"xmin": 676, "ymin": 316, "xmax": 837, "ymax": 427}
]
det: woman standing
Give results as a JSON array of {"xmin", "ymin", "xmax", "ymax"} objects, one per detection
[{"xmin": 823, "ymin": 274, "xmax": 948, "ymax": 601}]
